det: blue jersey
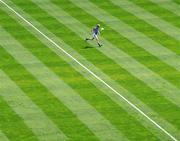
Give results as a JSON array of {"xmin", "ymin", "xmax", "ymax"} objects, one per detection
[{"xmin": 93, "ymin": 26, "xmax": 99, "ymax": 35}]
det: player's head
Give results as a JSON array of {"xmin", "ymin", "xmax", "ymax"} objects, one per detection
[{"xmin": 97, "ymin": 24, "xmax": 100, "ymax": 27}]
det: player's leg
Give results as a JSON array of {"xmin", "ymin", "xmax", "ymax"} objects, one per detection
[
  {"xmin": 85, "ymin": 33, "xmax": 95, "ymax": 41},
  {"xmin": 95, "ymin": 35, "xmax": 102, "ymax": 47},
  {"xmin": 85, "ymin": 37, "xmax": 94, "ymax": 41}
]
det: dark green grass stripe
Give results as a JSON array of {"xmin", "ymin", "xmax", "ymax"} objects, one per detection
[
  {"xmin": 0, "ymin": 46, "xmax": 99, "ymax": 141},
  {"xmin": 52, "ymin": 0, "xmax": 180, "ymax": 89},
  {"xmin": 131, "ymin": 0, "xmax": 180, "ymax": 28},
  {"xmin": 6, "ymin": 0, "xmax": 180, "ymax": 131},
  {"xmin": 0, "ymin": 94, "xmax": 38, "ymax": 141},
  {"xmin": 99, "ymin": 0, "xmax": 180, "ymax": 54},
  {"xmin": 173, "ymin": 0, "xmax": 180, "ymax": 4},
  {"xmin": 0, "ymin": 7, "xmax": 162, "ymax": 141},
  {"xmin": 0, "ymin": 68, "xmax": 67, "ymax": 141}
]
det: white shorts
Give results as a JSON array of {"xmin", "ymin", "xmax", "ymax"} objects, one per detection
[{"xmin": 92, "ymin": 33, "xmax": 98, "ymax": 39}]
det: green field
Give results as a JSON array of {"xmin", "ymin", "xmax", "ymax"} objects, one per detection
[{"xmin": 0, "ymin": 0, "xmax": 180, "ymax": 141}]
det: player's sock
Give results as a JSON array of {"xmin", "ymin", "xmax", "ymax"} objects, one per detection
[
  {"xmin": 98, "ymin": 43, "xmax": 102, "ymax": 47},
  {"xmin": 86, "ymin": 38, "xmax": 93, "ymax": 41}
]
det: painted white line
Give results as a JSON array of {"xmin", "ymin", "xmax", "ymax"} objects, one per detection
[{"xmin": 0, "ymin": 1, "xmax": 177, "ymax": 141}]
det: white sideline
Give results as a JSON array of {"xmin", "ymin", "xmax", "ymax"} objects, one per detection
[{"xmin": 0, "ymin": 1, "xmax": 177, "ymax": 141}]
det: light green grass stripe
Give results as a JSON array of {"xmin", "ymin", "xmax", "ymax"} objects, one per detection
[
  {"xmin": 69, "ymin": 0, "xmax": 180, "ymax": 72},
  {"xmin": 0, "ymin": 27, "xmax": 128, "ymax": 141},
  {"xmin": 110, "ymin": 0, "xmax": 180, "ymax": 41},
  {"xmin": 149, "ymin": 0, "xmax": 180, "ymax": 17},
  {"xmin": 0, "ymin": 130, "xmax": 9, "ymax": 141},
  {"xmin": 1, "ymin": 2, "xmax": 180, "ymax": 140},
  {"xmin": 0, "ymin": 69, "xmax": 67, "ymax": 141},
  {"xmin": 29, "ymin": 0, "xmax": 180, "ymax": 108}
]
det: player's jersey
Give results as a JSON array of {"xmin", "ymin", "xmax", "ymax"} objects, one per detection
[{"xmin": 93, "ymin": 26, "xmax": 99, "ymax": 35}]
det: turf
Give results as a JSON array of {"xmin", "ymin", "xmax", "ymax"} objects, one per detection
[{"xmin": 0, "ymin": 0, "xmax": 179, "ymax": 141}]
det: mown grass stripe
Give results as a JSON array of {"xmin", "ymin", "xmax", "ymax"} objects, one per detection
[
  {"xmin": 0, "ymin": 11, "xmax": 161, "ymax": 141},
  {"xmin": 69, "ymin": 0, "xmax": 180, "ymax": 72},
  {"xmin": 0, "ymin": 130, "xmax": 9, "ymax": 141},
  {"xmin": 0, "ymin": 43, "xmax": 100, "ymax": 140},
  {"xmin": 149, "ymin": 0, "xmax": 180, "ymax": 17},
  {"xmin": 1, "ymin": 1, "xmax": 180, "ymax": 140},
  {"xmin": 173, "ymin": 0, "xmax": 180, "ymax": 5},
  {"xmin": 0, "ymin": 91, "xmax": 38, "ymax": 141},
  {"xmin": 0, "ymin": 70, "xmax": 67, "ymax": 141},
  {"xmin": 0, "ymin": 26, "xmax": 128, "ymax": 141},
  {"xmin": 28, "ymin": 0, "xmax": 180, "ymax": 108},
  {"xmin": 131, "ymin": 0, "xmax": 180, "ymax": 28},
  {"xmin": 109, "ymin": 0, "xmax": 180, "ymax": 41},
  {"xmin": 90, "ymin": 0, "xmax": 180, "ymax": 55}
]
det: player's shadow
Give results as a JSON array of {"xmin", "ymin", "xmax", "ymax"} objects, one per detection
[{"xmin": 84, "ymin": 46, "xmax": 94, "ymax": 49}]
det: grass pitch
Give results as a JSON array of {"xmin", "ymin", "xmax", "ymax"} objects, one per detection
[{"xmin": 0, "ymin": 0, "xmax": 180, "ymax": 141}]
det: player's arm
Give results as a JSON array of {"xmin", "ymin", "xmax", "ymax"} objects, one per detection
[{"xmin": 98, "ymin": 30, "xmax": 100, "ymax": 35}]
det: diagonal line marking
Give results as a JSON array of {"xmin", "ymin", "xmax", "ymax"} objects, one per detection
[{"xmin": 0, "ymin": 1, "xmax": 178, "ymax": 140}]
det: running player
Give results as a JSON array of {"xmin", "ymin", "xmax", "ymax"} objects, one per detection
[{"xmin": 85, "ymin": 24, "xmax": 103, "ymax": 47}]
